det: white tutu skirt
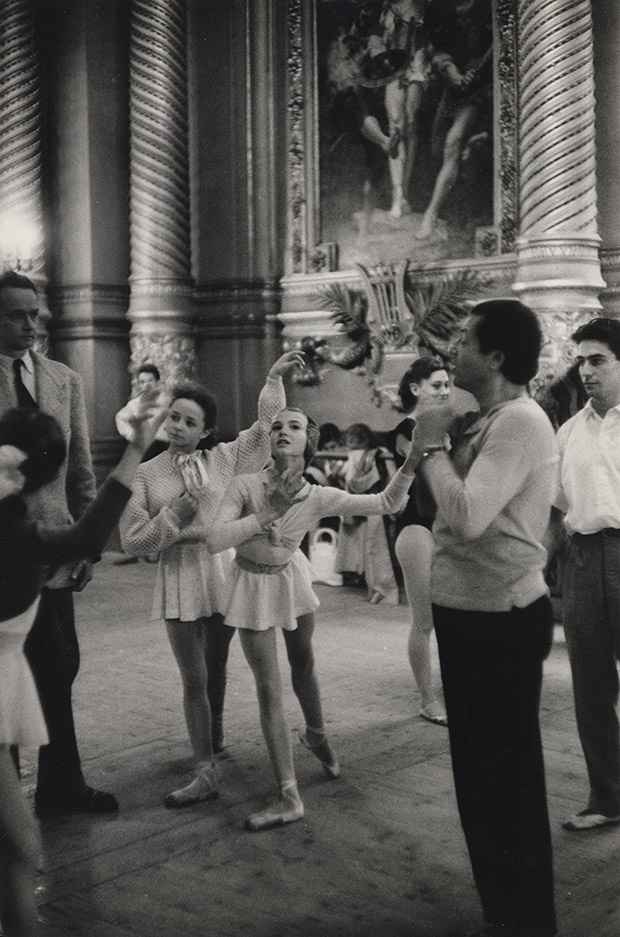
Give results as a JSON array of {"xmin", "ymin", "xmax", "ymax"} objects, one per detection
[
  {"xmin": 153, "ymin": 542, "xmax": 235, "ymax": 621},
  {"xmin": 224, "ymin": 549, "xmax": 320, "ymax": 631},
  {"xmin": 0, "ymin": 599, "xmax": 48, "ymax": 748}
]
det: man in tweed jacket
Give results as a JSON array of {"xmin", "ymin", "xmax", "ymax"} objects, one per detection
[{"xmin": 0, "ymin": 269, "xmax": 118, "ymax": 814}]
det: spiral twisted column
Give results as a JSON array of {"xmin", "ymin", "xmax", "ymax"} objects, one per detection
[
  {"xmin": 128, "ymin": 0, "xmax": 196, "ymax": 385},
  {"xmin": 513, "ymin": 0, "xmax": 604, "ymax": 325},
  {"xmin": 0, "ymin": 0, "xmax": 49, "ymax": 335}
]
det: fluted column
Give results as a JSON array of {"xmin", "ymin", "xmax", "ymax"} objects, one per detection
[
  {"xmin": 593, "ymin": 0, "xmax": 620, "ymax": 317},
  {"xmin": 513, "ymin": 0, "xmax": 605, "ymax": 334},
  {"xmin": 128, "ymin": 0, "xmax": 196, "ymax": 385},
  {"xmin": 0, "ymin": 0, "xmax": 50, "ymax": 338}
]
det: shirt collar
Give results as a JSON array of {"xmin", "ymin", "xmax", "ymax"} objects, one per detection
[
  {"xmin": 582, "ymin": 398, "xmax": 620, "ymax": 421},
  {"xmin": 0, "ymin": 349, "xmax": 34, "ymax": 373}
]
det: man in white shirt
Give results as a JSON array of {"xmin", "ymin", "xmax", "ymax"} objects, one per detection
[
  {"xmin": 115, "ymin": 362, "xmax": 169, "ymax": 456},
  {"xmin": 553, "ymin": 317, "xmax": 620, "ymax": 832},
  {"xmin": 411, "ymin": 299, "xmax": 558, "ymax": 937},
  {"xmin": 113, "ymin": 363, "xmax": 169, "ymax": 565}
]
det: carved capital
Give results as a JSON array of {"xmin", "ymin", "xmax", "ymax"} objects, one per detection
[{"xmin": 129, "ymin": 332, "xmax": 197, "ymax": 389}]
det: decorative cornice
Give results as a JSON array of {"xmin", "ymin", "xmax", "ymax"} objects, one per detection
[
  {"xmin": 193, "ymin": 279, "xmax": 282, "ymax": 305},
  {"xmin": 48, "ymin": 283, "xmax": 130, "ymax": 308},
  {"xmin": 48, "ymin": 319, "xmax": 131, "ymax": 342}
]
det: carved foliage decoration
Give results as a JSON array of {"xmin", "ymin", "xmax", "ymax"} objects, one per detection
[
  {"xmin": 129, "ymin": 332, "xmax": 197, "ymax": 391},
  {"xmin": 297, "ymin": 265, "xmax": 494, "ymax": 406}
]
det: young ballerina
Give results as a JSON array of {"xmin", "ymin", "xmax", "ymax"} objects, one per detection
[
  {"xmin": 386, "ymin": 357, "xmax": 451, "ymax": 726},
  {"xmin": 0, "ymin": 399, "xmax": 164, "ymax": 937},
  {"xmin": 206, "ymin": 407, "xmax": 419, "ymax": 831},
  {"xmin": 119, "ymin": 350, "xmax": 303, "ymax": 807}
]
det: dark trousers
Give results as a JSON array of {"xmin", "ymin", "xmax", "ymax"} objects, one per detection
[
  {"xmin": 563, "ymin": 533, "xmax": 620, "ymax": 817},
  {"xmin": 433, "ymin": 597, "xmax": 556, "ymax": 937},
  {"xmin": 23, "ymin": 588, "xmax": 85, "ymax": 800}
]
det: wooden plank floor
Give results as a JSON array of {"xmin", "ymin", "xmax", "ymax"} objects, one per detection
[{"xmin": 20, "ymin": 556, "xmax": 620, "ymax": 937}]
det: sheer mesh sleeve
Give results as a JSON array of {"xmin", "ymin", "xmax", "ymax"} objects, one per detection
[
  {"xmin": 119, "ymin": 460, "xmax": 185, "ymax": 556},
  {"xmin": 228, "ymin": 375, "xmax": 285, "ymax": 476}
]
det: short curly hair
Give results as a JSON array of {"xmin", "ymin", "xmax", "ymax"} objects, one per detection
[
  {"xmin": 169, "ymin": 382, "xmax": 218, "ymax": 431},
  {"xmin": 0, "ymin": 408, "xmax": 66, "ymax": 494}
]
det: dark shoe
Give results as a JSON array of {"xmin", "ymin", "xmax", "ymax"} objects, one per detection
[
  {"xmin": 112, "ymin": 555, "xmax": 139, "ymax": 566},
  {"xmin": 36, "ymin": 786, "xmax": 119, "ymax": 817}
]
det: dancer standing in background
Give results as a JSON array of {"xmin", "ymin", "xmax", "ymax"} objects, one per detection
[{"xmin": 386, "ymin": 357, "xmax": 451, "ymax": 725}]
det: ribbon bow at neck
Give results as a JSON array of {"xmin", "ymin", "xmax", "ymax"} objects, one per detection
[{"xmin": 174, "ymin": 451, "xmax": 210, "ymax": 492}]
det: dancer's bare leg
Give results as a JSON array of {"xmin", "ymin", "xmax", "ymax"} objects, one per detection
[
  {"xmin": 0, "ymin": 747, "xmax": 42, "ymax": 937},
  {"xmin": 239, "ymin": 628, "xmax": 303, "ymax": 829},
  {"xmin": 395, "ymin": 526, "xmax": 446, "ymax": 723},
  {"xmin": 283, "ymin": 614, "xmax": 340, "ymax": 777},
  {"xmin": 164, "ymin": 620, "xmax": 218, "ymax": 806}
]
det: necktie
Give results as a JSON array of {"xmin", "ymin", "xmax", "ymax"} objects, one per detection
[{"xmin": 13, "ymin": 358, "xmax": 37, "ymax": 409}]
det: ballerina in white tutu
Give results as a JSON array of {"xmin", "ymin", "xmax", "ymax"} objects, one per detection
[
  {"xmin": 119, "ymin": 351, "xmax": 303, "ymax": 808},
  {"xmin": 207, "ymin": 407, "xmax": 419, "ymax": 831}
]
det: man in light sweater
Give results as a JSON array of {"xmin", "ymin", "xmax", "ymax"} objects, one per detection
[{"xmin": 410, "ymin": 300, "xmax": 558, "ymax": 937}]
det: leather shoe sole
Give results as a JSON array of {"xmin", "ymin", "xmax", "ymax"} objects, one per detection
[{"xmin": 35, "ymin": 786, "xmax": 119, "ymax": 817}]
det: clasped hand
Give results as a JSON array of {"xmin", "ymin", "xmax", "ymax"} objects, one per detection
[{"xmin": 412, "ymin": 403, "xmax": 457, "ymax": 449}]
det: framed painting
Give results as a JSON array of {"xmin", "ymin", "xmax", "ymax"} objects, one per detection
[{"xmin": 285, "ymin": 0, "xmax": 517, "ymax": 274}]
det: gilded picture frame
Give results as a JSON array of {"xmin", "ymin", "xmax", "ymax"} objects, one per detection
[{"xmin": 285, "ymin": 0, "xmax": 517, "ymax": 276}]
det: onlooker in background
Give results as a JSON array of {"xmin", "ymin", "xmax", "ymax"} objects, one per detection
[
  {"xmin": 304, "ymin": 422, "xmax": 345, "ymax": 492},
  {"xmin": 414, "ymin": 299, "xmax": 558, "ymax": 937},
  {"xmin": 0, "ymin": 269, "xmax": 118, "ymax": 817},
  {"xmin": 550, "ymin": 318, "xmax": 620, "ymax": 832},
  {"xmin": 114, "ymin": 362, "xmax": 170, "ymax": 565},
  {"xmin": 386, "ymin": 356, "xmax": 451, "ymax": 726},
  {"xmin": 115, "ymin": 362, "xmax": 169, "ymax": 460},
  {"xmin": 336, "ymin": 423, "xmax": 399, "ymax": 604},
  {"xmin": 535, "ymin": 360, "xmax": 587, "ymax": 432}
]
